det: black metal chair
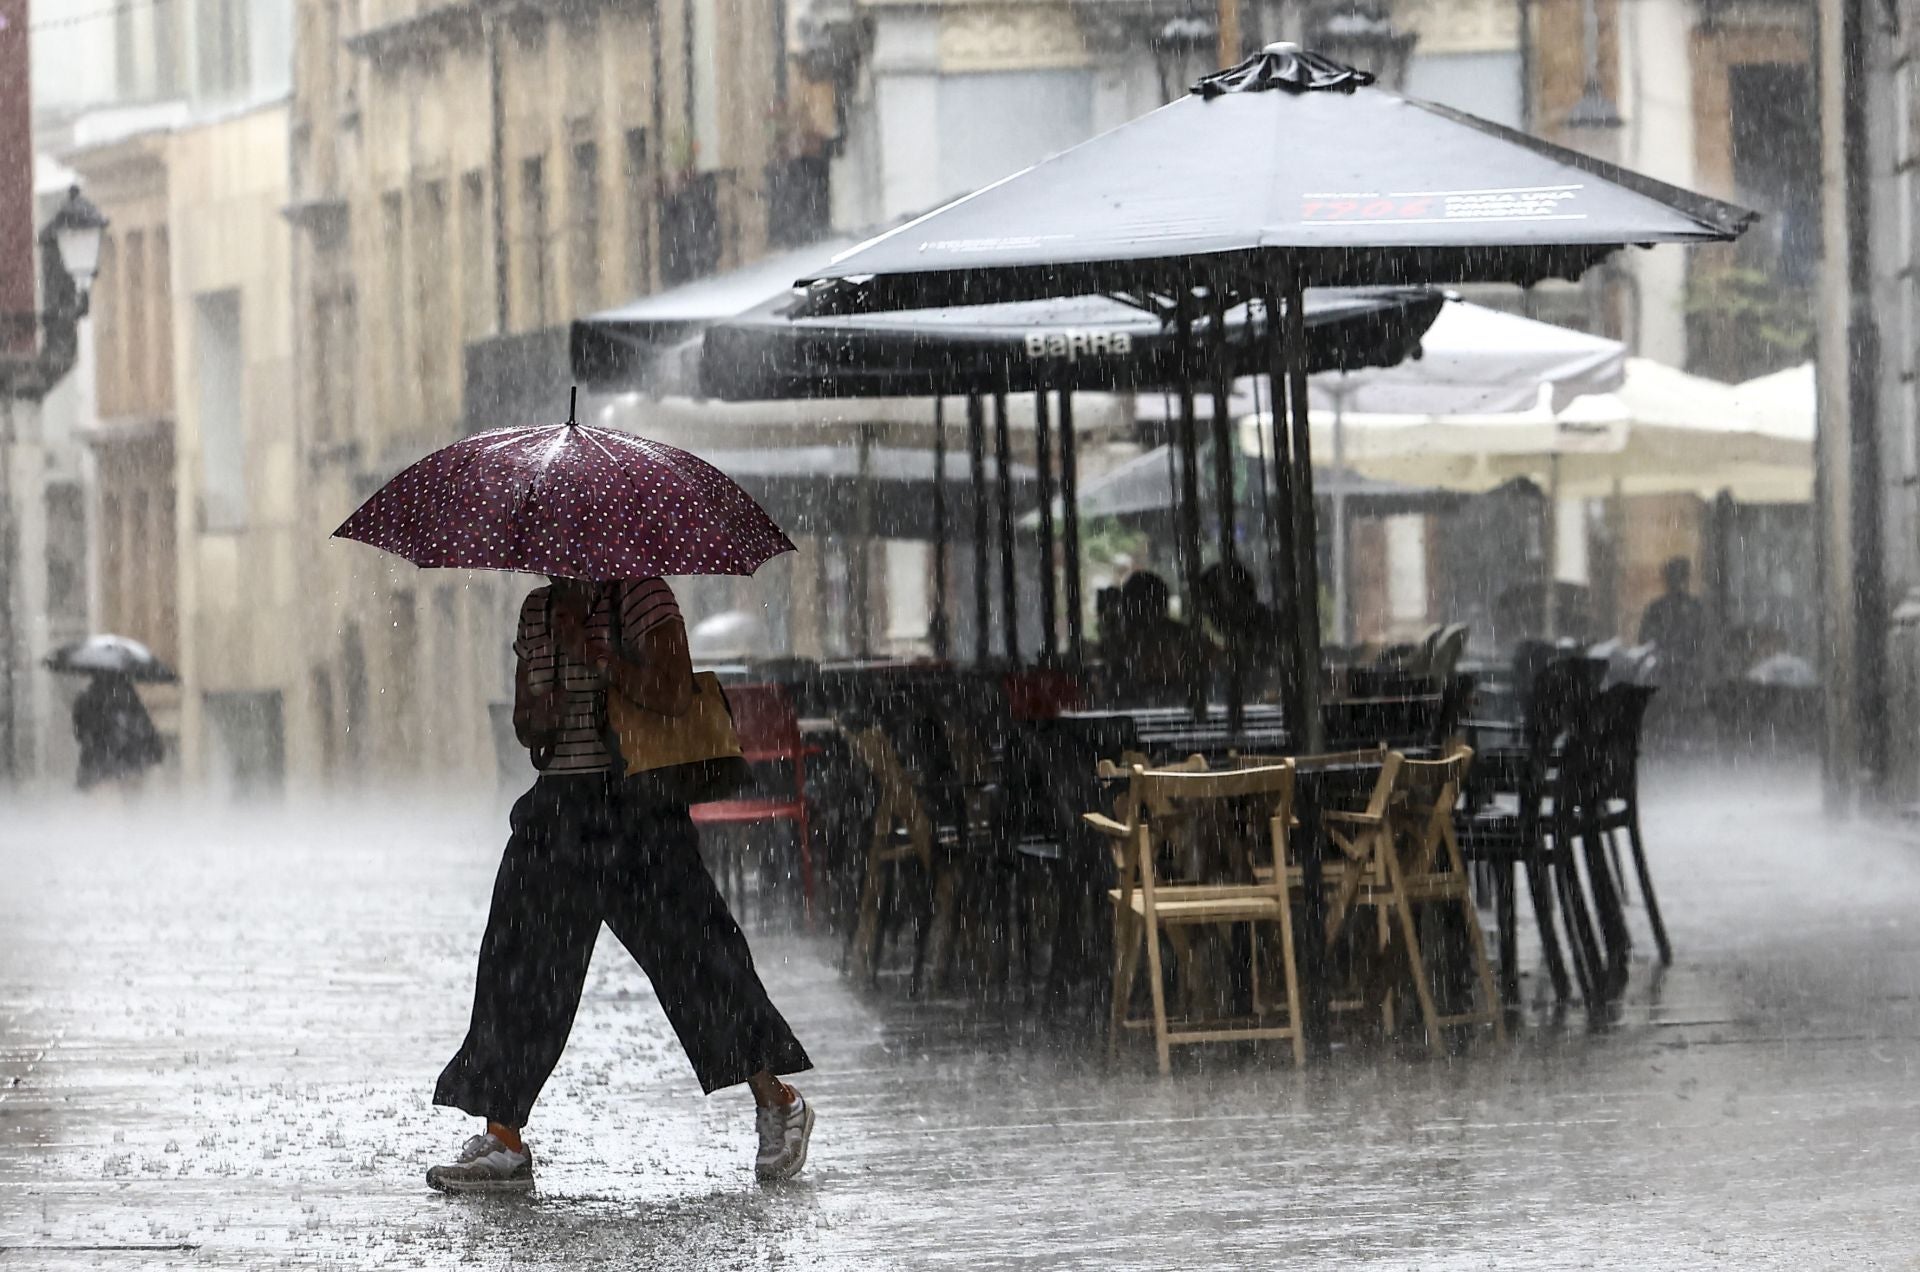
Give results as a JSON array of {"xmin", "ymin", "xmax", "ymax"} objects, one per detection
[
  {"xmin": 1457, "ymin": 657, "xmax": 1617, "ymax": 1009},
  {"xmin": 1587, "ymin": 683, "xmax": 1671, "ymax": 965}
]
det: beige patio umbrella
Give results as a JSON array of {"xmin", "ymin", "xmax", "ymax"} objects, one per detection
[{"xmin": 1256, "ymin": 357, "xmax": 1813, "ymax": 503}]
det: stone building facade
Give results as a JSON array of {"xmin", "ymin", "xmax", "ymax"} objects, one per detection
[{"xmin": 288, "ymin": 0, "xmax": 791, "ymax": 783}]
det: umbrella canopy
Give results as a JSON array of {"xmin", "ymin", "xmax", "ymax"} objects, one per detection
[
  {"xmin": 793, "ymin": 44, "xmax": 1756, "ymax": 311},
  {"xmin": 45, "ymin": 634, "xmax": 177, "ymax": 683},
  {"xmin": 572, "ymin": 238, "xmax": 862, "ymax": 393},
  {"xmin": 1065, "ymin": 444, "xmax": 1459, "ymax": 521},
  {"xmin": 696, "ymin": 287, "xmax": 1444, "ymax": 401},
  {"xmin": 332, "ymin": 414, "xmax": 796, "ymax": 580},
  {"xmin": 685, "ymin": 443, "xmax": 1034, "ymax": 539},
  {"xmin": 1137, "ymin": 299, "xmax": 1626, "ymax": 424},
  {"xmin": 1274, "ymin": 358, "xmax": 1813, "ymax": 502},
  {"xmin": 571, "ymin": 227, "xmax": 1443, "ymax": 401},
  {"xmin": 1309, "ymin": 300, "xmax": 1625, "ymax": 415}
]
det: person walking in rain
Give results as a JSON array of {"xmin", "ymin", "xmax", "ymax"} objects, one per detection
[
  {"xmin": 71, "ymin": 669, "xmax": 163, "ymax": 792},
  {"xmin": 1639, "ymin": 556, "xmax": 1710, "ymax": 691},
  {"xmin": 426, "ymin": 574, "xmax": 814, "ymax": 1193}
]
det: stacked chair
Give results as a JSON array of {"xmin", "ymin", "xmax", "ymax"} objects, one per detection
[{"xmin": 1458, "ymin": 656, "xmax": 1668, "ymax": 1010}]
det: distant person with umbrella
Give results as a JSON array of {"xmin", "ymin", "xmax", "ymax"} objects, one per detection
[
  {"xmin": 45, "ymin": 634, "xmax": 172, "ymax": 792},
  {"xmin": 71, "ymin": 671, "xmax": 163, "ymax": 792},
  {"xmin": 334, "ymin": 398, "xmax": 814, "ymax": 1194}
]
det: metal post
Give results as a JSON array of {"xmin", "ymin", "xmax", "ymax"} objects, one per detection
[
  {"xmin": 1034, "ymin": 388, "xmax": 1059, "ymax": 664},
  {"xmin": 1059, "ymin": 391, "xmax": 1085, "ymax": 665},
  {"xmin": 931, "ymin": 396, "xmax": 950, "ymax": 661},
  {"xmin": 1262, "ymin": 285, "xmax": 1301, "ymax": 721},
  {"xmin": 1174, "ymin": 292, "xmax": 1207, "ymax": 719},
  {"xmin": 1209, "ymin": 292, "xmax": 1237, "ymax": 567},
  {"xmin": 993, "ymin": 390, "xmax": 1020, "ymax": 667},
  {"xmin": 968, "ymin": 393, "xmax": 989, "ymax": 665},
  {"xmin": 1543, "ymin": 452, "xmax": 1560, "ymax": 641},
  {"xmin": 1843, "ymin": 0, "xmax": 1888, "ymax": 804},
  {"xmin": 1209, "ymin": 289, "xmax": 1243, "ymax": 733},
  {"xmin": 1329, "ymin": 381, "xmax": 1351, "ymax": 646},
  {"xmin": 855, "ymin": 422, "xmax": 874, "ymax": 657},
  {"xmin": 1280, "ymin": 265, "xmax": 1324, "ymax": 753}
]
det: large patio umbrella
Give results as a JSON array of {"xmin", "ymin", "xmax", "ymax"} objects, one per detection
[
  {"xmin": 700, "ymin": 285, "xmax": 1442, "ymax": 667},
  {"xmin": 1139, "ymin": 298, "xmax": 1628, "ymax": 640},
  {"xmin": 575, "ymin": 233, "xmax": 1440, "ymax": 667},
  {"xmin": 1306, "ymin": 359, "xmax": 1812, "ymax": 502},
  {"xmin": 793, "ymin": 41, "xmax": 1755, "ymax": 751},
  {"xmin": 697, "ymin": 288, "xmax": 1441, "ymax": 401}
]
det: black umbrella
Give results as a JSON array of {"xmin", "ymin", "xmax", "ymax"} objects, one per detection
[
  {"xmin": 792, "ymin": 47, "xmax": 1755, "ymax": 311},
  {"xmin": 791, "ymin": 41, "xmax": 1754, "ymax": 753},
  {"xmin": 45, "ymin": 634, "xmax": 177, "ymax": 683},
  {"xmin": 697, "ymin": 288, "xmax": 1441, "ymax": 401}
]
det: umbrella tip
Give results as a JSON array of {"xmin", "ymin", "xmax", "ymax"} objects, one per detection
[
  {"xmin": 568, "ymin": 385, "xmax": 578, "ymax": 426},
  {"xmin": 1264, "ymin": 41, "xmax": 1300, "ymax": 55}
]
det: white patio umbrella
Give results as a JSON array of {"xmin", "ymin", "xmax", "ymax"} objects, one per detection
[
  {"xmin": 1243, "ymin": 356, "xmax": 1814, "ymax": 635},
  {"xmin": 1301, "ymin": 358, "xmax": 1812, "ymax": 502},
  {"xmin": 1157, "ymin": 299, "xmax": 1628, "ymax": 639}
]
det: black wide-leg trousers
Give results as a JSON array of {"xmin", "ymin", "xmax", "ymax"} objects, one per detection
[{"xmin": 434, "ymin": 775, "xmax": 812, "ymax": 1127}]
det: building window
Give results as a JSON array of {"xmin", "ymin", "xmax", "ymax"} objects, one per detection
[
  {"xmin": 623, "ymin": 128, "xmax": 652, "ymax": 296},
  {"xmin": 45, "ymin": 483, "xmax": 86, "ymax": 627},
  {"xmin": 414, "ymin": 178, "xmax": 450, "ymax": 422},
  {"xmin": 194, "ymin": 289, "xmax": 248, "ymax": 532},
  {"xmin": 660, "ymin": 171, "xmax": 719, "ymax": 286},
  {"xmin": 100, "ymin": 491, "xmax": 124, "ymax": 631},
  {"xmin": 381, "ymin": 190, "xmax": 406, "ymax": 418},
  {"xmin": 520, "ymin": 155, "xmax": 550, "ymax": 328},
  {"xmin": 460, "ymin": 170, "xmax": 490, "ymax": 339},
  {"xmin": 124, "ymin": 230, "xmax": 148, "ymax": 411},
  {"xmin": 310, "ymin": 284, "xmax": 357, "ymax": 445},
  {"xmin": 95, "ymin": 234, "xmax": 119, "ymax": 416},
  {"xmin": 153, "ymin": 227, "xmax": 173, "ymax": 404},
  {"xmin": 195, "ymin": 0, "xmax": 250, "ymax": 100},
  {"xmin": 569, "ymin": 140, "xmax": 601, "ymax": 312}
]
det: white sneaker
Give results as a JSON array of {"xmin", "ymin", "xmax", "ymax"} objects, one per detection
[
  {"xmin": 426, "ymin": 1133, "xmax": 535, "ymax": 1194},
  {"xmin": 753, "ymin": 1092, "xmax": 815, "ymax": 1181}
]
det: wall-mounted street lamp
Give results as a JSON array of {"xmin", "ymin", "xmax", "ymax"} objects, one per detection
[
  {"xmin": 1, "ymin": 184, "xmax": 110, "ymax": 400},
  {"xmin": 42, "ymin": 185, "xmax": 108, "ymax": 318}
]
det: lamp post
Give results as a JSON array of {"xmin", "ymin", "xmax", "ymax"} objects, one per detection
[{"xmin": 0, "ymin": 183, "xmax": 109, "ymax": 782}]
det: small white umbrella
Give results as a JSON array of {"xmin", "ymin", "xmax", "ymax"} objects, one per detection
[{"xmin": 45, "ymin": 634, "xmax": 177, "ymax": 682}]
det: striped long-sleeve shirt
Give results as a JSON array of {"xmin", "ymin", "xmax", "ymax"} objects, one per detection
[{"xmin": 515, "ymin": 578, "xmax": 683, "ymax": 773}]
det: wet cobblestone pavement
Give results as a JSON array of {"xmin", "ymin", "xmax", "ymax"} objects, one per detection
[{"xmin": 5, "ymin": 764, "xmax": 1919, "ymax": 1269}]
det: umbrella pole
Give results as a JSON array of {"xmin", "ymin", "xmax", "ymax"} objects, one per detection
[
  {"xmin": 1261, "ymin": 283, "xmax": 1302, "ymax": 740},
  {"xmin": 932, "ymin": 397, "xmax": 951, "ymax": 662},
  {"xmin": 1209, "ymin": 288, "xmax": 1243, "ymax": 734},
  {"xmin": 1035, "ymin": 388, "xmax": 1059, "ymax": 665},
  {"xmin": 1280, "ymin": 266, "xmax": 1325, "ymax": 754},
  {"xmin": 969, "ymin": 393, "xmax": 990, "ymax": 665},
  {"xmin": 1059, "ymin": 391, "xmax": 1085, "ymax": 666},
  {"xmin": 994, "ymin": 390, "xmax": 1021, "ymax": 667},
  {"xmin": 1252, "ymin": 351, "xmax": 1279, "ymax": 604},
  {"xmin": 856, "ymin": 422, "xmax": 874, "ymax": 658},
  {"xmin": 1544, "ymin": 453, "xmax": 1561, "ymax": 642},
  {"xmin": 1330, "ymin": 381, "xmax": 1351, "ymax": 647},
  {"xmin": 1173, "ymin": 293, "xmax": 1207, "ymax": 719}
]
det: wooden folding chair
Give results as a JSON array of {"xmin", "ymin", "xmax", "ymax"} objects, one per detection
[
  {"xmin": 1083, "ymin": 762, "xmax": 1303, "ymax": 1075},
  {"xmin": 1326, "ymin": 745, "xmax": 1505, "ymax": 1053},
  {"xmin": 842, "ymin": 722, "xmax": 953, "ymax": 990}
]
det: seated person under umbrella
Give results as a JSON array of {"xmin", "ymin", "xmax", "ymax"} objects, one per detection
[
  {"xmin": 1195, "ymin": 557, "xmax": 1286, "ymax": 698},
  {"xmin": 1109, "ymin": 571, "xmax": 1208, "ymax": 706}
]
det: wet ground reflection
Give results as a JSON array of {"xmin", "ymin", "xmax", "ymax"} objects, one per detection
[{"xmin": 3, "ymin": 761, "xmax": 1917, "ymax": 1268}]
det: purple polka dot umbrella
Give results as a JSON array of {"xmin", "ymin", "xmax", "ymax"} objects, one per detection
[{"xmin": 331, "ymin": 404, "xmax": 796, "ymax": 580}]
